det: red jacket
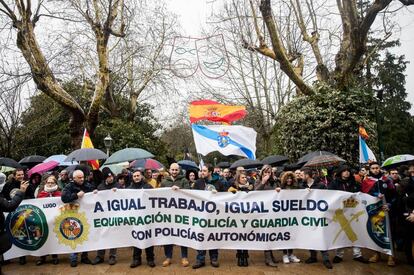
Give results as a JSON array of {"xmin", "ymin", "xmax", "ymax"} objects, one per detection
[{"xmin": 37, "ymin": 190, "xmax": 62, "ymax": 198}]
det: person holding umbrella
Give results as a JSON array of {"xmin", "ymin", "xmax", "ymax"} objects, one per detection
[{"xmin": 61, "ymin": 170, "xmax": 94, "ymax": 267}]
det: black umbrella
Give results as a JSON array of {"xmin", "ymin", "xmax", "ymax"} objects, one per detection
[
  {"xmin": 217, "ymin": 161, "xmax": 231, "ymax": 168},
  {"xmin": 64, "ymin": 148, "xmax": 108, "ymax": 162},
  {"xmin": 262, "ymin": 155, "xmax": 289, "ymax": 166},
  {"xmin": 283, "ymin": 163, "xmax": 303, "ymax": 171},
  {"xmin": 19, "ymin": 155, "xmax": 47, "ymax": 168},
  {"xmin": 297, "ymin": 151, "xmax": 335, "ymax": 166},
  {"xmin": 0, "ymin": 157, "xmax": 23, "ymax": 168},
  {"xmin": 177, "ymin": 160, "xmax": 199, "ymax": 170},
  {"xmin": 230, "ymin": 159, "xmax": 263, "ymax": 170}
]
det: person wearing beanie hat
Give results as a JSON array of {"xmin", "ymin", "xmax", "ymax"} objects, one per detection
[
  {"xmin": 91, "ymin": 167, "xmax": 120, "ymax": 266},
  {"xmin": 329, "ymin": 165, "xmax": 369, "ymax": 264}
]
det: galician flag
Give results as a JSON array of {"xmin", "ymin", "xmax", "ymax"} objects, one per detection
[
  {"xmin": 191, "ymin": 125, "xmax": 257, "ymax": 159},
  {"xmin": 81, "ymin": 129, "xmax": 100, "ymax": 170},
  {"xmin": 359, "ymin": 135, "xmax": 376, "ymax": 164}
]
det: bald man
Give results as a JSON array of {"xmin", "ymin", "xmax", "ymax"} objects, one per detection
[{"xmin": 61, "ymin": 170, "xmax": 94, "ymax": 267}]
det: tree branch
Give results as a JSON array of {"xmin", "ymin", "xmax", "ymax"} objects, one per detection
[{"xmin": 259, "ymin": 0, "xmax": 313, "ymax": 95}]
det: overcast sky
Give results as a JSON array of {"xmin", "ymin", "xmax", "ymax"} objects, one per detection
[{"xmin": 167, "ymin": 0, "xmax": 414, "ymax": 113}]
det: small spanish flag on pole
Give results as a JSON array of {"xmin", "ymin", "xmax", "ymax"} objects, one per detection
[
  {"xmin": 189, "ymin": 100, "xmax": 247, "ymax": 124},
  {"xmin": 81, "ymin": 129, "xmax": 100, "ymax": 170}
]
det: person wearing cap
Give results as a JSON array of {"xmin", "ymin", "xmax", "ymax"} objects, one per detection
[
  {"xmin": 91, "ymin": 168, "xmax": 120, "ymax": 265},
  {"xmin": 329, "ymin": 165, "xmax": 369, "ymax": 264},
  {"xmin": 160, "ymin": 163, "xmax": 191, "ymax": 267}
]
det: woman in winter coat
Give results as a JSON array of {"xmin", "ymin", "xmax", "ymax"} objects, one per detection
[
  {"xmin": 36, "ymin": 175, "xmax": 61, "ymax": 265},
  {"xmin": 254, "ymin": 165, "xmax": 278, "ymax": 267},
  {"xmin": 276, "ymin": 172, "xmax": 301, "ymax": 264}
]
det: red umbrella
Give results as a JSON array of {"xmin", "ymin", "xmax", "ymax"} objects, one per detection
[
  {"xmin": 28, "ymin": 160, "xmax": 59, "ymax": 177},
  {"xmin": 129, "ymin": 159, "xmax": 164, "ymax": 170}
]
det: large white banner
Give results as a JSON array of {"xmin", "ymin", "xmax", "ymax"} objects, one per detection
[{"xmin": 4, "ymin": 189, "xmax": 392, "ymax": 259}]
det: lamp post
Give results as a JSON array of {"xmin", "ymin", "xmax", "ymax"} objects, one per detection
[{"xmin": 104, "ymin": 134, "xmax": 113, "ymax": 156}]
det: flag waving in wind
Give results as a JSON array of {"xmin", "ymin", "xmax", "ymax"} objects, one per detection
[
  {"xmin": 191, "ymin": 125, "xmax": 257, "ymax": 159},
  {"xmin": 189, "ymin": 100, "xmax": 247, "ymax": 124},
  {"xmin": 81, "ymin": 129, "xmax": 100, "ymax": 170},
  {"xmin": 359, "ymin": 136, "xmax": 376, "ymax": 164}
]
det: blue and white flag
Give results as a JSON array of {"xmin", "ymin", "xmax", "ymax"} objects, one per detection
[
  {"xmin": 359, "ymin": 135, "xmax": 377, "ymax": 164},
  {"xmin": 191, "ymin": 125, "xmax": 257, "ymax": 159}
]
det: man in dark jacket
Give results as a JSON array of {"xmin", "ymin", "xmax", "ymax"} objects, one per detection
[
  {"xmin": 1, "ymin": 169, "xmax": 25, "ymax": 200},
  {"xmin": 192, "ymin": 164, "xmax": 222, "ymax": 269},
  {"xmin": 129, "ymin": 170, "xmax": 156, "ymax": 268},
  {"xmin": 301, "ymin": 168, "xmax": 333, "ymax": 269},
  {"xmin": 329, "ymin": 165, "xmax": 369, "ymax": 264},
  {"xmin": 61, "ymin": 170, "xmax": 94, "ymax": 267},
  {"xmin": 160, "ymin": 163, "xmax": 190, "ymax": 267},
  {"xmin": 0, "ymin": 180, "xmax": 28, "ymax": 273},
  {"xmin": 361, "ymin": 162, "xmax": 397, "ymax": 265},
  {"xmin": 92, "ymin": 168, "xmax": 120, "ymax": 266}
]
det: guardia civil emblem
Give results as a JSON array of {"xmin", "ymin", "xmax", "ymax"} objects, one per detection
[
  {"xmin": 54, "ymin": 203, "xmax": 89, "ymax": 249},
  {"xmin": 332, "ymin": 196, "xmax": 365, "ymax": 244},
  {"xmin": 217, "ymin": 130, "xmax": 230, "ymax": 148},
  {"xmin": 5, "ymin": 204, "xmax": 48, "ymax": 251},
  {"xmin": 366, "ymin": 200, "xmax": 391, "ymax": 250}
]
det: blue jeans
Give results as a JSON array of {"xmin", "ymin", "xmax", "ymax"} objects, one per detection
[
  {"xmin": 70, "ymin": 252, "xmax": 88, "ymax": 262},
  {"xmin": 164, "ymin": 245, "xmax": 188, "ymax": 258},
  {"xmin": 196, "ymin": 249, "xmax": 218, "ymax": 263}
]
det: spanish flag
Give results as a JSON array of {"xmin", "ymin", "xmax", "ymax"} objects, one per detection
[
  {"xmin": 81, "ymin": 129, "xmax": 100, "ymax": 170},
  {"xmin": 189, "ymin": 100, "xmax": 247, "ymax": 124}
]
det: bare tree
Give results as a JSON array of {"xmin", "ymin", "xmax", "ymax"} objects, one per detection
[{"xmin": 243, "ymin": 0, "xmax": 414, "ymax": 93}]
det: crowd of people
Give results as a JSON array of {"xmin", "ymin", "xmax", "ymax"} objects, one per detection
[{"xmin": 1, "ymin": 160, "xmax": 414, "ymax": 272}]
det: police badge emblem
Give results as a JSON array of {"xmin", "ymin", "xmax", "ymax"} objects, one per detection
[
  {"xmin": 365, "ymin": 200, "xmax": 391, "ymax": 250},
  {"xmin": 54, "ymin": 203, "xmax": 89, "ymax": 249}
]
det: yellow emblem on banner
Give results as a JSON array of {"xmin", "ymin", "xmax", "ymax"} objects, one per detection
[
  {"xmin": 332, "ymin": 196, "xmax": 365, "ymax": 244},
  {"xmin": 53, "ymin": 204, "xmax": 89, "ymax": 249}
]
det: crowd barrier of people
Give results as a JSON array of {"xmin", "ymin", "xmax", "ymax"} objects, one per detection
[{"xmin": 1, "ymin": 161, "xmax": 414, "ymax": 272}]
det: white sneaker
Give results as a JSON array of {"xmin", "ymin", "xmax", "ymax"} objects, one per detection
[
  {"xmin": 283, "ymin": 255, "xmax": 290, "ymax": 264},
  {"xmin": 289, "ymin": 254, "xmax": 301, "ymax": 263}
]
